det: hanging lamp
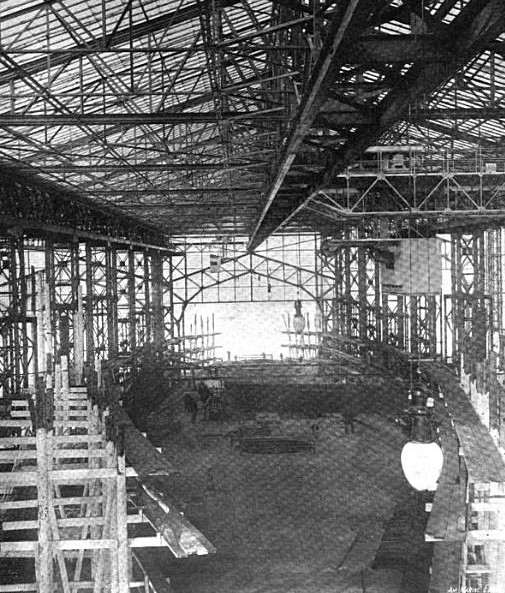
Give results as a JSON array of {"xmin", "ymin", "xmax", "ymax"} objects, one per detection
[
  {"xmin": 400, "ymin": 389, "xmax": 444, "ymax": 492},
  {"xmin": 292, "ymin": 299, "xmax": 306, "ymax": 334}
]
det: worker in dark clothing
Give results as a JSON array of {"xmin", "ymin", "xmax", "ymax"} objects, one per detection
[
  {"xmin": 342, "ymin": 400, "xmax": 357, "ymax": 436},
  {"xmin": 183, "ymin": 392, "xmax": 198, "ymax": 423},
  {"xmin": 197, "ymin": 381, "xmax": 210, "ymax": 420}
]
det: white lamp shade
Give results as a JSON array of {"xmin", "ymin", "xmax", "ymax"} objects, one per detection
[{"xmin": 401, "ymin": 441, "xmax": 444, "ymax": 491}]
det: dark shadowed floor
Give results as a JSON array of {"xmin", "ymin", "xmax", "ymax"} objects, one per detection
[{"xmin": 149, "ymin": 406, "xmax": 431, "ymax": 593}]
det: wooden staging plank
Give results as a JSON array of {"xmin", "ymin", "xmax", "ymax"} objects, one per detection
[
  {"xmin": 0, "ymin": 467, "xmax": 137, "ymax": 486},
  {"xmin": 0, "ymin": 537, "xmax": 170, "ymax": 554},
  {"xmin": 0, "ymin": 496, "xmax": 103, "ymax": 510},
  {"xmin": 425, "ymin": 425, "xmax": 466, "ymax": 542},
  {"xmin": 137, "ymin": 483, "xmax": 216, "ymax": 558},
  {"xmin": 423, "ymin": 363, "xmax": 505, "ymax": 484},
  {"xmin": 2, "ymin": 514, "xmax": 146, "ymax": 531}
]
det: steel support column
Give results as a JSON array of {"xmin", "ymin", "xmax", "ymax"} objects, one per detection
[
  {"xmin": 0, "ymin": 237, "xmax": 33, "ymax": 394},
  {"xmin": 106, "ymin": 245, "xmax": 119, "ymax": 359},
  {"xmin": 382, "ymin": 293, "xmax": 406, "ymax": 350},
  {"xmin": 44, "ymin": 240, "xmax": 81, "ymax": 374},
  {"xmin": 84, "ymin": 244, "xmax": 119, "ymax": 367},
  {"xmin": 116, "ymin": 249, "xmax": 152, "ymax": 357},
  {"xmin": 450, "ymin": 230, "xmax": 490, "ymax": 375},
  {"xmin": 407, "ymin": 294, "xmax": 438, "ymax": 357},
  {"xmin": 151, "ymin": 251, "xmax": 165, "ymax": 351}
]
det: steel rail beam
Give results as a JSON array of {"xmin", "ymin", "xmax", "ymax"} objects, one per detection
[
  {"xmin": 0, "ymin": 45, "xmax": 307, "ymax": 55},
  {"xmin": 0, "ymin": 111, "xmax": 286, "ymax": 126},
  {"xmin": 248, "ymin": 0, "xmax": 377, "ymax": 251},
  {"xmin": 315, "ymin": 106, "xmax": 505, "ymax": 127},
  {"xmin": 6, "ymin": 102, "xmax": 497, "ymax": 137},
  {"xmin": 90, "ymin": 188, "xmax": 261, "ymax": 195},
  {"xmin": 248, "ymin": 0, "xmax": 505, "ymax": 249},
  {"xmin": 0, "ymin": 33, "xmax": 450, "ymax": 62},
  {"xmin": 119, "ymin": 203, "xmax": 258, "ymax": 210},
  {"xmin": 15, "ymin": 162, "xmax": 265, "ymax": 172}
]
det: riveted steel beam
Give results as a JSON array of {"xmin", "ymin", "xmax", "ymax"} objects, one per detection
[
  {"xmin": 249, "ymin": 0, "xmax": 505, "ymax": 249},
  {"xmin": 248, "ymin": 0, "xmax": 378, "ymax": 251}
]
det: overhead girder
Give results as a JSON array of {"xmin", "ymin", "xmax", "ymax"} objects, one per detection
[
  {"xmin": 248, "ymin": 0, "xmax": 379, "ymax": 250},
  {"xmin": 17, "ymin": 163, "xmax": 264, "ymax": 174},
  {"xmin": 0, "ymin": 111, "xmax": 286, "ymax": 126},
  {"xmin": 5, "ymin": 104, "xmax": 505, "ymax": 129},
  {"xmin": 0, "ymin": 165, "xmax": 176, "ymax": 250},
  {"xmin": 316, "ymin": 106, "xmax": 505, "ymax": 126},
  {"xmin": 248, "ymin": 0, "xmax": 505, "ymax": 250},
  {"xmin": 293, "ymin": 167, "xmax": 505, "ymax": 239}
]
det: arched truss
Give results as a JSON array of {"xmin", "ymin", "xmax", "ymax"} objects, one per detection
[{"xmin": 170, "ymin": 233, "xmax": 336, "ymax": 320}]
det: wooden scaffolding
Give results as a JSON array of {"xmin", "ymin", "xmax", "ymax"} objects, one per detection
[{"xmin": 0, "ymin": 356, "xmax": 213, "ymax": 592}]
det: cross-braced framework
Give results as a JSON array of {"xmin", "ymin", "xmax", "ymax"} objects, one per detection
[
  {"xmin": 448, "ymin": 230, "xmax": 491, "ymax": 373},
  {"xmin": 327, "ymin": 229, "xmax": 381, "ymax": 344},
  {"xmin": 298, "ymin": 150, "xmax": 505, "ymax": 234},
  {"xmin": 171, "ymin": 234, "xmax": 328, "ymax": 312},
  {"xmin": 0, "ymin": 237, "xmax": 178, "ymax": 397},
  {"xmin": 0, "ymin": 1, "xmax": 504, "ymax": 241},
  {"xmin": 85, "ymin": 245, "xmax": 118, "ymax": 364},
  {"xmin": 317, "ymin": 225, "xmax": 504, "ymax": 364},
  {"xmin": 0, "ymin": 237, "xmax": 33, "ymax": 395}
]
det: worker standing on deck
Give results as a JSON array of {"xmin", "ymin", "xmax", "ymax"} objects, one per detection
[
  {"xmin": 183, "ymin": 392, "xmax": 198, "ymax": 423},
  {"xmin": 342, "ymin": 398, "xmax": 357, "ymax": 436},
  {"xmin": 198, "ymin": 381, "xmax": 211, "ymax": 421}
]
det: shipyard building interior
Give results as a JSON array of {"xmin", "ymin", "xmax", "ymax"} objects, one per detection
[{"xmin": 1, "ymin": 1, "xmax": 505, "ymax": 592}]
